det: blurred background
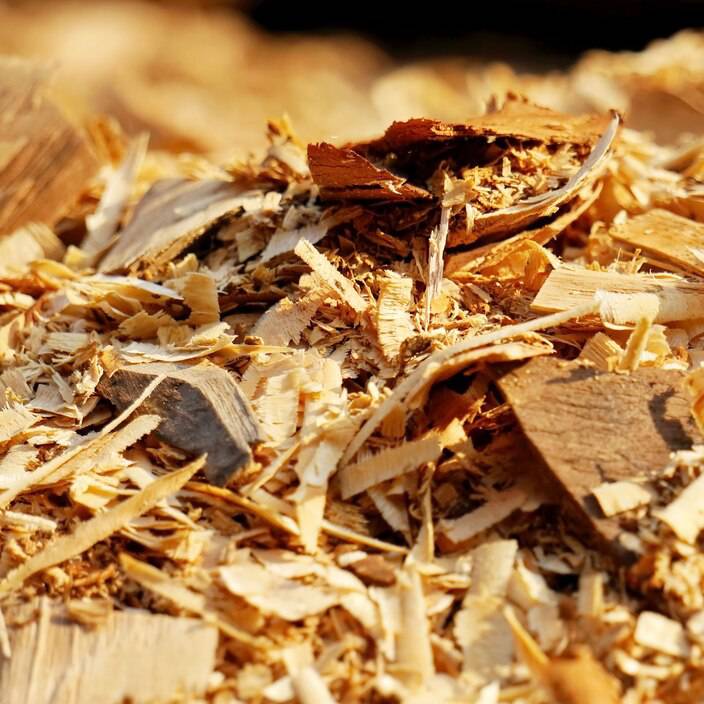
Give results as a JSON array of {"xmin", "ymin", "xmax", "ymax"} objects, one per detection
[{"xmin": 1, "ymin": 0, "xmax": 703, "ymax": 155}]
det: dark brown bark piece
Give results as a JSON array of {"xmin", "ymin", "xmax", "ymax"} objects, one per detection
[
  {"xmin": 97, "ymin": 361, "xmax": 261, "ymax": 485},
  {"xmin": 498, "ymin": 357, "xmax": 702, "ymax": 559},
  {"xmin": 99, "ymin": 178, "xmax": 246, "ymax": 273},
  {"xmin": 0, "ymin": 58, "xmax": 98, "ymax": 235}
]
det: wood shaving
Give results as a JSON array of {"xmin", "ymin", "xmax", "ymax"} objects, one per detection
[{"xmin": 3, "ymin": 36, "xmax": 704, "ymax": 703}]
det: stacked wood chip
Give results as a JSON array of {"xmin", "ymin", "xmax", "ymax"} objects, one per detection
[{"xmin": 5, "ymin": 45, "xmax": 704, "ymax": 704}]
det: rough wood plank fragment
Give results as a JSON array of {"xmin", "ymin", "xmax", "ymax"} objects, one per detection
[
  {"xmin": 0, "ymin": 58, "xmax": 97, "ymax": 235},
  {"xmin": 99, "ymin": 178, "xmax": 250, "ymax": 272},
  {"xmin": 0, "ymin": 598, "xmax": 217, "ymax": 704},
  {"xmin": 499, "ymin": 357, "xmax": 701, "ymax": 557},
  {"xmin": 361, "ymin": 102, "xmax": 612, "ymax": 154},
  {"xmin": 532, "ymin": 265, "xmax": 704, "ymax": 323},
  {"xmin": 98, "ymin": 362, "xmax": 260, "ymax": 485},
  {"xmin": 610, "ymin": 209, "xmax": 704, "ymax": 276}
]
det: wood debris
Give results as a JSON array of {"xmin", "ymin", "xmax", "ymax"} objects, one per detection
[
  {"xmin": 499, "ymin": 357, "xmax": 701, "ymax": 557},
  {"xmin": 97, "ymin": 362, "xmax": 260, "ymax": 485},
  {"xmin": 3, "ymin": 38, "xmax": 704, "ymax": 703},
  {"xmin": 0, "ymin": 58, "xmax": 97, "ymax": 235},
  {"xmin": 0, "ymin": 598, "xmax": 217, "ymax": 704}
]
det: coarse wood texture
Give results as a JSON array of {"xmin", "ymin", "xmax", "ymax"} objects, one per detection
[
  {"xmin": 499, "ymin": 357, "xmax": 702, "ymax": 557},
  {"xmin": 99, "ymin": 178, "xmax": 245, "ymax": 272},
  {"xmin": 97, "ymin": 362, "xmax": 260, "ymax": 485},
  {"xmin": 0, "ymin": 599, "xmax": 218, "ymax": 704},
  {"xmin": 610, "ymin": 208, "xmax": 704, "ymax": 276},
  {"xmin": 0, "ymin": 58, "xmax": 97, "ymax": 235},
  {"xmin": 532, "ymin": 265, "xmax": 704, "ymax": 322}
]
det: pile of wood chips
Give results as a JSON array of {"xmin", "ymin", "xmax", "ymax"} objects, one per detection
[{"xmin": 3, "ymin": 41, "xmax": 704, "ymax": 704}]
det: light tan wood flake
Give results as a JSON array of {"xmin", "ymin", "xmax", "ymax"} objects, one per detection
[
  {"xmin": 294, "ymin": 239, "xmax": 368, "ymax": 314},
  {"xmin": 610, "ymin": 208, "xmax": 704, "ymax": 276},
  {"xmin": 0, "ymin": 598, "xmax": 217, "ymax": 704},
  {"xmin": 376, "ymin": 271, "xmax": 414, "ymax": 361},
  {"xmin": 533, "ymin": 265, "xmax": 704, "ymax": 323}
]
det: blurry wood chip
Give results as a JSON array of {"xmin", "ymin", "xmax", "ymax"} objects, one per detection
[
  {"xmin": 544, "ymin": 646, "xmax": 620, "ymax": 704},
  {"xmin": 0, "ymin": 598, "xmax": 217, "ymax": 704},
  {"xmin": 591, "ymin": 480, "xmax": 651, "ymax": 517},
  {"xmin": 610, "ymin": 209, "xmax": 704, "ymax": 277},
  {"xmin": 97, "ymin": 361, "xmax": 260, "ymax": 485},
  {"xmin": 499, "ymin": 357, "xmax": 701, "ymax": 558},
  {"xmin": 0, "ymin": 58, "xmax": 97, "ymax": 235},
  {"xmin": 634, "ymin": 611, "xmax": 691, "ymax": 657},
  {"xmin": 348, "ymin": 554, "xmax": 397, "ymax": 586},
  {"xmin": 653, "ymin": 472, "xmax": 704, "ymax": 544},
  {"xmin": 99, "ymin": 178, "xmax": 250, "ymax": 272}
]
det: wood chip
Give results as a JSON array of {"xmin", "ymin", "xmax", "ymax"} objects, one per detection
[
  {"xmin": 99, "ymin": 179, "xmax": 254, "ymax": 272},
  {"xmin": 0, "ymin": 598, "xmax": 217, "ymax": 704},
  {"xmin": 98, "ymin": 362, "xmax": 260, "ymax": 485},
  {"xmin": 592, "ymin": 481, "xmax": 652, "ymax": 517},
  {"xmin": 0, "ymin": 58, "xmax": 97, "ymax": 235},
  {"xmin": 634, "ymin": 611, "xmax": 691, "ymax": 657},
  {"xmin": 499, "ymin": 357, "xmax": 701, "ymax": 557},
  {"xmin": 611, "ymin": 209, "xmax": 704, "ymax": 277},
  {"xmin": 533, "ymin": 265, "xmax": 704, "ymax": 323},
  {"xmin": 294, "ymin": 239, "xmax": 368, "ymax": 314},
  {"xmin": 654, "ymin": 473, "xmax": 704, "ymax": 543}
]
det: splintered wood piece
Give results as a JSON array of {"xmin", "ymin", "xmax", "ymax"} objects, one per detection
[
  {"xmin": 446, "ymin": 185, "xmax": 600, "ymax": 276},
  {"xmin": 532, "ymin": 265, "xmax": 704, "ymax": 323},
  {"xmin": 0, "ymin": 598, "xmax": 217, "ymax": 704},
  {"xmin": 307, "ymin": 142, "xmax": 431, "ymax": 201},
  {"xmin": 99, "ymin": 178, "xmax": 249, "ymax": 272},
  {"xmin": 0, "ymin": 58, "xmax": 97, "ymax": 235},
  {"xmin": 455, "ymin": 112, "xmax": 619, "ymax": 245},
  {"xmin": 610, "ymin": 209, "xmax": 704, "ymax": 277},
  {"xmin": 97, "ymin": 362, "xmax": 260, "ymax": 485},
  {"xmin": 309, "ymin": 100, "xmax": 614, "ymax": 207},
  {"xmin": 499, "ymin": 357, "xmax": 702, "ymax": 557}
]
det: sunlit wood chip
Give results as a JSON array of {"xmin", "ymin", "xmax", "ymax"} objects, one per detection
[
  {"xmin": 634, "ymin": 611, "xmax": 690, "ymax": 657},
  {"xmin": 591, "ymin": 481, "xmax": 651, "ymax": 517},
  {"xmin": 218, "ymin": 562, "xmax": 338, "ymax": 621},
  {"xmin": 653, "ymin": 473, "xmax": 704, "ymax": 544}
]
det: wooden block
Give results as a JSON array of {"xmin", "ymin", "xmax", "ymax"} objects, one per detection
[
  {"xmin": 499, "ymin": 357, "xmax": 702, "ymax": 558},
  {"xmin": 0, "ymin": 598, "xmax": 218, "ymax": 704},
  {"xmin": 98, "ymin": 361, "xmax": 260, "ymax": 485},
  {"xmin": 0, "ymin": 58, "xmax": 97, "ymax": 235}
]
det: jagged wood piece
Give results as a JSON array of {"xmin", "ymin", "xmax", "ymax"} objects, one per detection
[
  {"xmin": 0, "ymin": 598, "xmax": 217, "ymax": 704},
  {"xmin": 99, "ymin": 178, "xmax": 248, "ymax": 273},
  {"xmin": 0, "ymin": 58, "xmax": 97, "ymax": 235},
  {"xmin": 499, "ymin": 357, "xmax": 702, "ymax": 558},
  {"xmin": 610, "ymin": 208, "xmax": 704, "ymax": 277},
  {"xmin": 98, "ymin": 361, "xmax": 260, "ymax": 485}
]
